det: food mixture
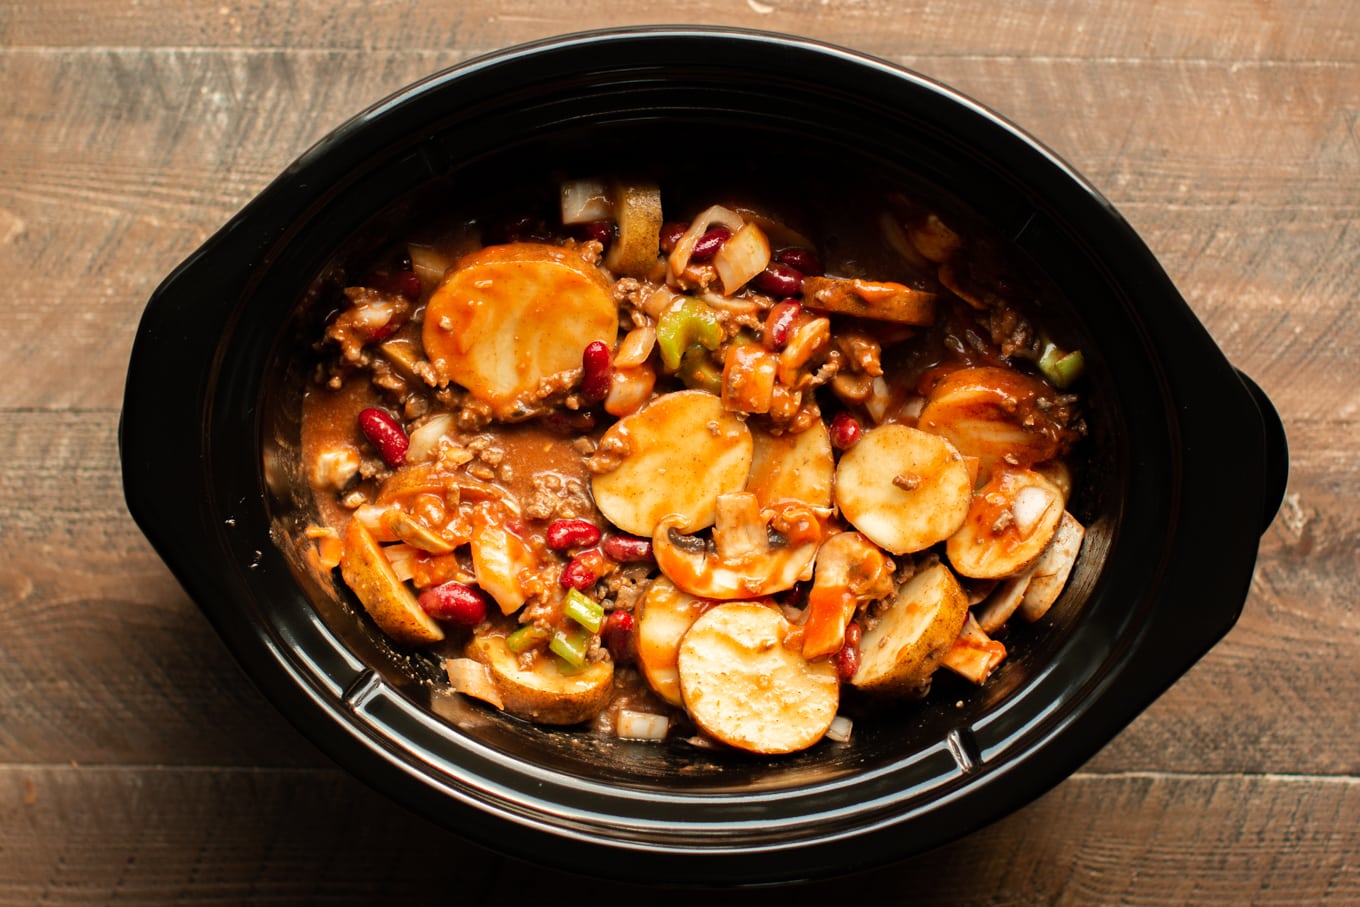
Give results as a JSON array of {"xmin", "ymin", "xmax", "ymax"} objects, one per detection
[{"xmin": 300, "ymin": 175, "xmax": 1088, "ymax": 755}]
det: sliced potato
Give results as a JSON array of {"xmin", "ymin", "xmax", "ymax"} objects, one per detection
[
  {"xmin": 1018, "ymin": 511, "xmax": 1085, "ymax": 622},
  {"xmin": 422, "ymin": 243, "xmax": 618, "ymax": 418},
  {"xmin": 802, "ymin": 276, "xmax": 936, "ymax": 325},
  {"xmin": 469, "ymin": 635, "xmax": 613, "ymax": 726},
  {"xmin": 945, "ymin": 468, "xmax": 1064, "ymax": 580},
  {"xmin": 852, "ymin": 562, "xmax": 968, "ymax": 695},
  {"xmin": 678, "ymin": 602, "xmax": 839, "ymax": 754},
  {"xmin": 834, "ymin": 424, "xmax": 972, "ymax": 555},
  {"xmin": 917, "ymin": 366, "xmax": 1067, "ymax": 468},
  {"xmin": 635, "ymin": 577, "xmax": 710, "ymax": 706},
  {"xmin": 590, "ymin": 390, "xmax": 753, "ymax": 537},
  {"xmin": 746, "ymin": 420, "xmax": 834, "ymax": 509},
  {"xmin": 973, "ymin": 569, "xmax": 1032, "ymax": 634},
  {"xmin": 339, "ymin": 519, "xmax": 445, "ymax": 646},
  {"xmin": 603, "ymin": 180, "xmax": 663, "ymax": 278}
]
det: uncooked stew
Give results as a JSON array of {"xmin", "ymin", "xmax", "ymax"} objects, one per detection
[{"xmin": 300, "ymin": 175, "xmax": 1087, "ymax": 755}]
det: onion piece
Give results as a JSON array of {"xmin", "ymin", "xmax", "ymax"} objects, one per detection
[
  {"xmin": 383, "ymin": 542, "xmax": 417, "ymax": 582},
  {"xmin": 1012, "ymin": 484, "xmax": 1058, "ymax": 537},
  {"xmin": 667, "ymin": 205, "xmax": 746, "ymax": 283},
  {"xmin": 711, "ymin": 221, "xmax": 771, "ymax": 295},
  {"xmin": 560, "ymin": 177, "xmax": 612, "ymax": 225},
  {"xmin": 405, "ymin": 413, "xmax": 454, "ymax": 464},
  {"xmin": 612, "ymin": 325, "xmax": 657, "ymax": 368},
  {"xmin": 616, "ymin": 709, "xmax": 670, "ymax": 741},
  {"xmin": 446, "ymin": 657, "xmax": 504, "ymax": 709},
  {"xmin": 825, "ymin": 714, "xmax": 853, "ymax": 743}
]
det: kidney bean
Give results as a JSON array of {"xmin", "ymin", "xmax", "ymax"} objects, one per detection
[
  {"xmin": 753, "ymin": 262, "xmax": 804, "ymax": 298},
  {"xmin": 659, "ymin": 221, "xmax": 689, "ymax": 253},
  {"xmin": 581, "ymin": 340, "xmax": 613, "ymax": 404},
  {"xmin": 834, "ymin": 623, "xmax": 862, "ymax": 682},
  {"xmin": 601, "ymin": 610, "xmax": 636, "ymax": 664},
  {"xmin": 546, "ymin": 518, "xmax": 602, "ymax": 551},
  {"xmin": 358, "ymin": 408, "xmax": 409, "ymax": 467},
  {"xmin": 775, "ymin": 246, "xmax": 823, "ymax": 276},
  {"xmin": 571, "ymin": 219, "xmax": 613, "ymax": 245},
  {"xmin": 829, "ymin": 411, "xmax": 863, "ymax": 450},
  {"xmin": 561, "ymin": 551, "xmax": 603, "ymax": 590},
  {"xmin": 763, "ymin": 301, "xmax": 803, "ymax": 350},
  {"xmin": 689, "ymin": 225, "xmax": 732, "ymax": 262},
  {"xmin": 601, "ymin": 534, "xmax": 653, "ymax": 563},
  {"xmin": 417, "ymin": 581, "xmax": 487, "ymax": 626}
]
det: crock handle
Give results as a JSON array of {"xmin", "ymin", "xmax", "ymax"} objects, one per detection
[{"xmin": 1235, "ymin": 369, "xmax": 1289, "ymax": 533}]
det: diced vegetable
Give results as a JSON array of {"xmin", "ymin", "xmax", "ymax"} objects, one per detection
[
  {"xmin": 656, "ymin": 298, "xmax": 724, "ymax": 371},
  {"xmin": 563, "ymin": 589, "xmax": 605, "ymax": 633},
  {"xmin": 851, "ymin": 562, "xmax": 969, "ymax": 696}
]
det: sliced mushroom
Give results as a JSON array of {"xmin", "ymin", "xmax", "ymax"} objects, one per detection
[
  {"xmin": 652, "ymin": 494, "xmax": 822, "ymax": 600},
  {"xmin": 746, "ymin": 419, "xmax": 834, "ymax": 510},
  {"xmin": 469, "ymin": 635, "xmax": 613, "ymax": 726},
  {"xmin": 851, "ymin": 561, "xmax": 968, "ymax": 696},
  {"xmin": 635, "ymin": 577, "xmax": 710, "ymax": 707},
  {"xmin": 339, "ymin": 519, "xmax": 445, "ymax": 647},
  {"xmin": 801, "ymin": 531, "xmax": 894, "ymax": 660},
  {"xmin": 945, "ymin": 467, "xmax": 1065, "ymax": 580},
  {"xmin": 833, "ymin": 423, "xmax": 972, "ymax": 555},
  {"xmin": 917, "ymin": 366, "xmax": 1068, "ymax": 469},
  {"xmin": 422, "ymin": 242, "xmax": 618, "ymax": 418},
  {"xmin": 590, "ymin": 390, "xmax": 753, "ymax": 537},
  {"xmin": 678, "ymin": 602, "xmax": 840, "ymax": 754}
]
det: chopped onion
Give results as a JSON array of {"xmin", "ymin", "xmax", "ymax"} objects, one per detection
[
  {"xmin": 667, "ymin": 204, "xmax": 746, "ymax": 283},
  {"xmin": 612, "ymin": 325, "xmax": 657, "ymax": 368},
  {"xmin": 446, "ymin": 658, "xmax": 504, "ymax": 709},
  {"xmin": 408, "ymin": 243, "xmax": 455, "ymax": 285},
  {"xmin": 864, "ymin": 376, "xmax": 893, "ymax": 423},
  {"xmin": 711, "ymin": 221, "xmax": 772, "ymax": 295},
  {"xmin": 616, "ymin": 709, "xmax": 670, "ymax": 741},
  {"xmin": 383, "ymin": 543, "xmax": 416, "ymax": 582},
  {"xmin": 1012, "ymin": 485, "xmax": 1058, "ymax": 537},
  {"xmin": 559, "ymin": 177, "xmax": 612, "ymax": 225},
  {"xmin": 825, "ymin": 714, "xmax": 853, "ymax": 743},
  {"xmin": 406, "ymin": 413, "xmax": 454, "ymax": 464}
]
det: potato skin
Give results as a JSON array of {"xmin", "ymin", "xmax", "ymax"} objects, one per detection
[
  {"xmin": 469, "ymin": 635, "xmax": 613, "ymax": 726},
  {"xmin": 339, "ymin": 519, "xmax": 445, "ymax": 647},
  {"xmin": 851, "ymin": 562, "xmax": 968, "ymax": 696}
]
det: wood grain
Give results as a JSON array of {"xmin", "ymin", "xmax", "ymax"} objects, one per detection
[{"xmin": 1, "ymin": 0, "xmax": 1357, "ymax": 901}]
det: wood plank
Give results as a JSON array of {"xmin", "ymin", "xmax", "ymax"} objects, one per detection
[
  {"xmin": 4, "ymin": 0, "xmax": 1358, "ymax": 64},
  {"xmin": 1, "ymin": 409, "xmax": 1355, "ymax": 773},
  {"xmin": 1, "ymin": 50, "xmax": 1357, "ymax": 411},
  {"xmin": 0, "ymin": 765, "xmax": 1355, "ymax": 904}
]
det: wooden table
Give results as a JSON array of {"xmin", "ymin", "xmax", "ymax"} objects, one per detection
[{"xmin": 2, "ymin": 1, "xmax": 1356, "ymax": 902}]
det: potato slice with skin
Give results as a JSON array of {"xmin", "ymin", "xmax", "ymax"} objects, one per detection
[
  {"xmin": 946, "ymin": 468, "xmax": 1065, "ymax": 580},
  {"xmin": 339, "ymin": 519, "xmax": 445, "ymax": 646},
  {"xmin": 834, "ymin": 424, "xmax": 972, "ymax": 555},
  {"xmin": 917, "ymin": 366, "xmax": 1067, "ymax": 469},
  {"xmin": 635, "ymin": 577, "xmax": 710, "ymax": 706},
  {"xmin": 469, "ymin": 635, "xmax": 613, "ymax": 726},
  {"xmin": 590, "ymin": 390, "xmax": 753, "ymax": 537},
  {"xmin": 678, "ymin": 602, "xmax": 839, "ymax": 754},
  {"xmin": 604, "ymin": 180, "xmax": 663, "ymax": 279},
  {"xmin": 422, "ymin": 243, "xmax": 618, "ymax": 419},
  {"xmin": 852, "ymin": 561, "xmax": 969, "ymax": 695},
  {"xmin": 746, "ymin": 420, "xmax": 834, "ymax": 510},
  {"xmin": 1018, "ymin": 511, "xmax": 1085, "ymax": 622}
]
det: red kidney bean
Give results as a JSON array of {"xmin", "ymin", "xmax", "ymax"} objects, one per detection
[
  {"xmin": 561, "ymin": 551, "xmax": 602, "ymax": 590},
  {"xmin": 689, "ymin": 225, "xmax": 732, "ymax": 262},
  {"xmin": 775, "ymin": 246, "xmax": 823, "ymax": 276},
  {"xmin": 417, "ymin": 581, "xmax": 487, "ymax": 626},
  {"xmin": 546, "ymin": 518, "xmax": 602, "ymax": 551},
  {"xmin": 829, "ymin": 411, "xmax": 863, "ymax": 451},
  {"xmin": 571, "ymin": 219, "xmax": 613, "ymax": 245},
  {"xmin": 601, "ymin": 610, "xmax": 636, "ymax": 664},
  {"xmin": 834, "ymin": 633, "xmax": 861, "ymax": 683},
  {"xmin": 601, "ymin": 534, "xmax": 653, "ymax": 563},
  {"xmin": 659, "ymin": 221, "xmax": 689, "ymax": 253},
  {"xmin": 580, "ymin": 340, "xmax": 613, "ymax": 404},
  {"xmin": 358, "ymin": 408, "xmax": 409, "ymax": 467},
  {"xmin": 763, "ymin": 301, "xmax": 803, "ymax": 350},
  {"xmin": 753, "ymin": 262, "xmax": 804, "ymax": 299}
]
